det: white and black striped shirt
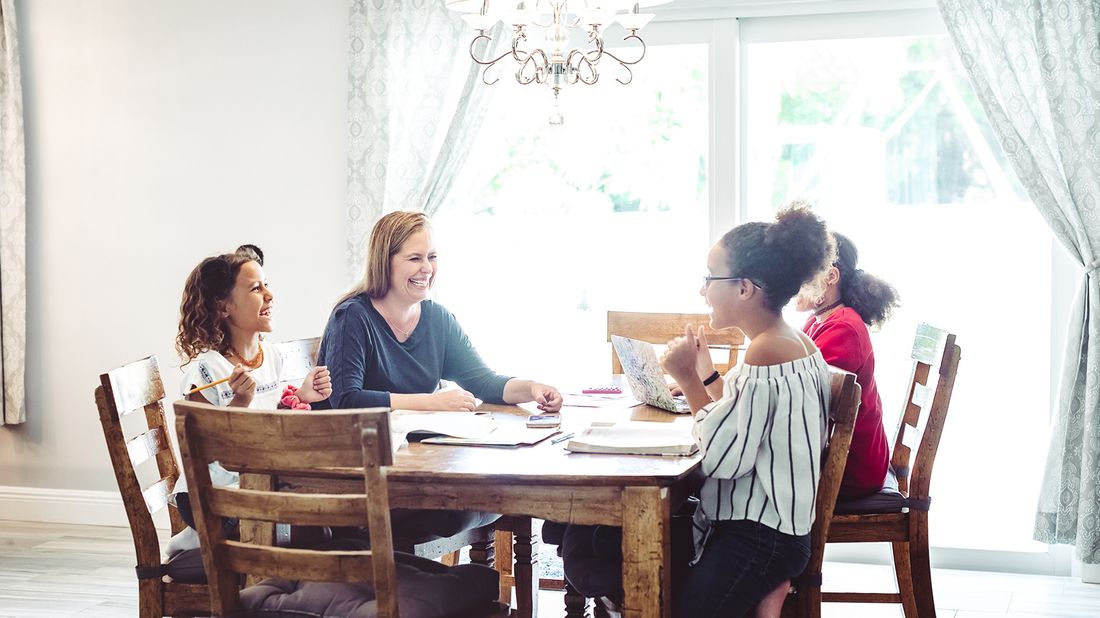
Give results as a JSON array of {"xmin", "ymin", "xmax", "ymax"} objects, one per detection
[{"xmin": 691, "ymin": 351, "xmax": 830, "ymax": 560}]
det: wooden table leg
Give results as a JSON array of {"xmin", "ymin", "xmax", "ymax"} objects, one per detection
[
  {"xmin": 495, "ymin": 528, "xmax": 514, "ymax": 605},
  {"xmin": 512, "ymin": 516, "xmax": 540, "ymax": 618},
  {"xmin": 621, "ymin": 487, "xmax": 671, "ymax": 618}
]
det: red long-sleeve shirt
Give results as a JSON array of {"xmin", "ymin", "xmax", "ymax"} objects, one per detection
[{"xmin": 803, "ymin": 308, "xmax": 890, "ymax": 499}]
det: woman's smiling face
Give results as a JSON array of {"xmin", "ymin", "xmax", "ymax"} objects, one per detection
[{"xmin": 387, "ymin": 229, "xmax": 437, "ymax": 304}]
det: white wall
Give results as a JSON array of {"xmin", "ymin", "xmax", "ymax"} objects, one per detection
[{"xmin": 0, "ymin": 1, "xmax": 351, "ymax": 494}]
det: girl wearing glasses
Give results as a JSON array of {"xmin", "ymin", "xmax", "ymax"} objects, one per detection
[
  {"xmin": 662, "ymin": 204, "xmax": 834, "ymax": 617},
  {"xmin": 562, "ymin": 204, "xmax": 835, "ymax": 616}
]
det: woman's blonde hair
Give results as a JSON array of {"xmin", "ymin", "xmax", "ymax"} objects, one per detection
[{"xmin": 336, "ymin": 211, "xmax": 431, "ymax": 306}]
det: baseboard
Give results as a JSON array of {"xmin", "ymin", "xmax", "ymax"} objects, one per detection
[{"xmin": 0, "ymin": 485, "xmax": 168, "ymax": 529}]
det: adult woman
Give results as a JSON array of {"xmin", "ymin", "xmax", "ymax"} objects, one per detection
[
  {"xmin": 563, "ymin": 205, "xmax": 836, "ymax": 616},
  {"xmin": 317, "ymin": 211, "xmax": 562, "ymax": 541},
  {"xmin": 173, "ymin": 245, "xmax": 332, "ymax": 528},
  {"xmin": 793, "ymin": 232, "xmax": 899, "ymax": 499}
]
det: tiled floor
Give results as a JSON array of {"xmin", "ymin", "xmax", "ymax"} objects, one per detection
[{"xmin": 1, "ymin": 520, "xmax": 1098, "ymax": 617}]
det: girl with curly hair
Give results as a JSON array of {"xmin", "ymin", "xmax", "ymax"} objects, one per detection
[{"xmin": 172, "ymin": 244, "xmax": 332, "ymax": 530}]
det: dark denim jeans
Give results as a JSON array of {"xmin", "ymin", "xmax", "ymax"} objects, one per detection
[{"xmin": 674, "ymin": 519, "xmax": 810, "ymax": 618}]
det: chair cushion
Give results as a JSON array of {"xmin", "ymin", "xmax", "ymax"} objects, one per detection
[
  {"xmin": 240, "ymin": 551, "xmax": 499, "ymax": 618},
  {"xmin": 164, "ymin": 547, "xmax": 207, "ymax": 584},
  {"xmin": 833, "ymin": 487, "xmax": 909, "ymax": 515}
]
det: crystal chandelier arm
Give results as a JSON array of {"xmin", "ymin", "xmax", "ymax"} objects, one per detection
[
  {"xmin": 597, "ymin": 32, "xmax": 647, "ymax": 67},
  {"xmin": 566, "ymin": 48, "xmax": 599, "ymax": 84},
  {"xmin": 516, "ymin": 48, "xmax": 549, "ymax": 85},
  {"xmin": 468, "ymin": 33, "xmax": 515, "ymax": 85},
  {"xmin": 596, "ymin": 32, "xmax": 646, "ymax": 84}
]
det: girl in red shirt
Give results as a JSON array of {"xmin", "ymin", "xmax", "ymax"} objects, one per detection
[{"xmin": 795, "ymin": 232, "xmax": 900, "ymax": 499}]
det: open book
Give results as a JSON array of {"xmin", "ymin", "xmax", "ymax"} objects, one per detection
[
  {"xmin": 390, "ymin": 411, "xmax": 559, "ymax": 448},
  {"xmin": 565, "ymin": 421, "xmax": 698, "ymax": 456}
]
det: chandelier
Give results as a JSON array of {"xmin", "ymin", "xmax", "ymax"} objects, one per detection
[{"xmin": 445, "ymin": 1, "xmax": 669, "ymax": 124}]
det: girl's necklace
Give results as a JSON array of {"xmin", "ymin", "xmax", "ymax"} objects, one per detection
[{"xmin": 229, "ymin": 344, "xmax": 264, "ymax": 369}]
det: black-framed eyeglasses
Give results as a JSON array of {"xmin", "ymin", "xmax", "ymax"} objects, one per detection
[{"xmin": 703, "ymin": 275, "xmax": 765, "ymax": 291}]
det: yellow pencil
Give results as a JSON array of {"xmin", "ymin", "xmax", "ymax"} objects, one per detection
[{"xmin": 187, "ymin": 376, "xmax": 230, "ymax": 395}]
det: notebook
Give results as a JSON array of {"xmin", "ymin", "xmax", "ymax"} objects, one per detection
[
  {"xmin": 390, "ymin": 411, "xmax": 560, "ymax": 448},
  {"xmin": 565, "ymin": 421, "xmax": 698, "ymax": 456},
  {"xmin": 610, "ymin": 335, "xmax": 691, "ymax": 414}
]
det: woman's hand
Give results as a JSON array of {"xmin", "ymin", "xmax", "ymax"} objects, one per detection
[
  {"xmin": 426, "ymin": 388, "xmax": 478, "ymax": 411},
  {"xmin": 691, "ymin": 326, "xmax": 717, "ymax": 380},
  {"xmin": 661, "ymin": 326, "xmax": 702, "ymax": 383},
  {"xmin": 227, "ymin": 364, "xmax": 256, "ymax": 407},
  {"xmin": 297, "ymin": 366, "xmax": 332, "ymax": 403},
  {"xmin": 530, "ymin": 383, "xmax": 563, "ymax": 412}
]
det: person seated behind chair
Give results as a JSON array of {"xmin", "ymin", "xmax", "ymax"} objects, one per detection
[
  {"xmin": 793, "ymin": 231, "xmax": 899, "ymax": 499},
  {"xmin": 172, "ymin": 244, "xmax": 332, "ymax": 532},
  {"xmin": 316, "ymin": 210, "xmax": 563, "ymax": 545},
  {"xmin": 561, "ymin": 203, "xmax": 836, "ymax": 617}
]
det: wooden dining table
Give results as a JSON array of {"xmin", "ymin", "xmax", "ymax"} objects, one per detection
[{"xmin": 240, "ymin": 401, "xmax": 702, "ymax": 618}]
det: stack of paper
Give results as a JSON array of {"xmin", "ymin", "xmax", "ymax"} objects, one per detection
[{"xmin": 565, "ymin": 421, "xmax": 698, "ymax": 456}]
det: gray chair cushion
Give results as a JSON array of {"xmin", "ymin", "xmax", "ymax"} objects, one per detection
[
  {"xmin": 164, "ymin": 547, "xmax": 206, "ymax": 584},
  {"xmin": 833, "ymin": 487, "xmax": 909, "ymax": 515},
  {"xmin": 240, "ymin": 551, "xmax": 499, "ymax": 618},
  {"xmin": 833, "ymin": 467, "xmax": 912, "ymax": 515}
]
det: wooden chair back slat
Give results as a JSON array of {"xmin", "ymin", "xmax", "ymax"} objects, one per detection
[
  {"xmin": 183, "ymin": 408, "xmax": 393, "ymax": 473},
  {"xmin": 175, "ymin": 401, "xmax": 399, "ymax": 618},
  {"xmin": 207, "ymin": 487, "xmax": 372, "ymax": 527},
  {"xmin": 103, "ymin": 357, "xmax": 166, "ymax": 417},
  {"xmin": 223, "ymin": 542, "xmax": 375, "ymax": 584},
  {"xmin": 274, "ymin": 337, "xmax": 321, "ymax": 383},
  {"xmin": 125, "ymin": 427, "xmax": 169, "ymax": 469},
  {"xmin": 606, "ymin": 311, "xmax": 745, "ymax": 374},
  {"xmin": 141, "ymin": 478, "xmax": 172, "ymax": 514}
]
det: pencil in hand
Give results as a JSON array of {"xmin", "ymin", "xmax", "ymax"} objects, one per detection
[{"xmin": 187, "ymin": 376, "xmax": 230, "ymax": 395}]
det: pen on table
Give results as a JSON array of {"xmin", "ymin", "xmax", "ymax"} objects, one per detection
[
  {"xmin": 187, "ymin": 377, "xmax": 230, "ymax": 395},
  {"xmin": 551, "ymin": 432, "xmax": 574, "ymax": 445}
]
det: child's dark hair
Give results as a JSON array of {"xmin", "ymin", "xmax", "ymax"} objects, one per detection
[
  {"xmin": 833, "ymin": 233, "xmax": 899, "ymax": 328},
  {"xmin": 720, "ymin": 202, "xmax": 835, "ymax": 313},
  {"xmin": 176, "ymin": 245, "xmax": 264, "ymax": 361}
]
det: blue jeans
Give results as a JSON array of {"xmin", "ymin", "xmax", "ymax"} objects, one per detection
[{"xmin": 674, "ymin": 519, "xmax": 810, "ymax": 618}]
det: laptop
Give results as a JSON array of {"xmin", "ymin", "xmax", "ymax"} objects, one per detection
[{"xmin": 610, "ymin": 335, "xmax": 692, "ymax": 414}]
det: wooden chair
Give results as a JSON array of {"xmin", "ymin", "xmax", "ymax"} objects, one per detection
[
  {"xmin": 273, "ymin": 336, "xmax": 534, "ymax": 616},
  {"xmin": 822, "ymin": 323, "xmax": 962, "ymax": 617},
  {"xmin": 607, "ymin": 311, "xmax": 745, "ymax": 374},
  {"xmin": 95, "ymin": 356, "xmax": 210, "ymax": 617},
  {"xmin": 776, "ymin": 368, "xmax": 862, "ymax": 617},
  {"xmin": 174, "ymin": 401, "xmax": 508, "ymax": 617}
]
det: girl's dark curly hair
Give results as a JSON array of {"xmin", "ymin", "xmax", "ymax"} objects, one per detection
[
  {"xmin": 833, "ymin": 232, "xmax": 900, "ymax": 328},
  {"xmin": 176, "ymin": 245, "xmax": 264, "ymax": 362},
  {"xmin": 720, "ymin": 202, "xmax": 835, "ymax": 313}
]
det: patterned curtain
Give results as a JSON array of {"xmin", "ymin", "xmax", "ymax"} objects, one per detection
[
  {"xmin": 344, "ymin": 0, "xmax": 501, "ymax": 280},
  {"xmin": 0, "ymin": 0, "xmax": 25, "ymax": 426},
  {"xmin": 939, "ymin": 0, "xmax": 1100, "ymax": 564}
]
